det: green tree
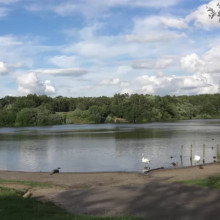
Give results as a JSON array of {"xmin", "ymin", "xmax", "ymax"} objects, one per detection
[
  {"xmin": 0, "ymin": 110, "xmax": 16, "ymax": 126},
  {"xmin": 88, "ymin": 105, "xmax": 103, "ymax": 123},
  {"xmin": 36, "ymin": 107, "xmax": 63, "ymax": 125},
  {"xmin": 15, "ymin": 108, "xmax": 37, "ymax": 126}
]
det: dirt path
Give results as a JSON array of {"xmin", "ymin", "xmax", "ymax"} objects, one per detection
[
  {"xmin": 45, "ymin": 182, "xmax": 220, "ymax": 220},
  {"xmin": 1, "ymin": 163, "xmax": 220, "ymax": 219}
]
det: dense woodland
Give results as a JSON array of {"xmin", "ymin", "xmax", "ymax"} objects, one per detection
[{"xmin": 0, "ymin": 93, "xmax": 219, "ymax": 127}]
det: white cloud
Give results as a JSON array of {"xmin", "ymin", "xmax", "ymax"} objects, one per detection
[
  {"xmin": 0, "ymin": 35, "xmax": 61, "ymax": 67},
  {"xmin": 35, "ymin": 68, "xmax": 88, "ymax": 77},
  {"xmin": 0, "ymin": 35, "xmax": 34, "ymax": 64},
  {"xmin": 132, "ymin": 58, "xmax": 173, "ymax": 69},
  {"xmin": 63, "ymin": 17, "xmax": 186, "ymax": 65},
  {"xmin": 126, "ymin": 17, "xmax": 186, "ymax": 43},
  {"xmin": 0, "ymin": 61, "xmax": 23, "ymax": 76},
  {"xmin": 160, "ymin": 17, "xmax": 188, "ymax": 29},
  {"xmin": 121, "ymin": 88, "xmax": 133, "ymax": 94},
  {"xmin": 44, "ymin": 80, "xmax": 56, "ymax": 94},
  {"xmin": 187, "ymin": 0, "xmax": 220, "ymax": 28},
  {"xmin": 88, "ymin": 0, "xmax": 181, "ymax": 10},
  {"xmin": 121, "ymin": 44, "xmax": 220, "ymax": 96},
  {"xmin": 129, "ymin": 45, "xmax": 220, "ymax": 95},
  {"xmin": 0, "ymin": 0, "xmax": 21, "ymax": 17},
  {"xmin": 136, "ymin": 73, "xmax": 174, "ymax": 94},
  {"xmin": 8, "ymin": 62, "xmax": 24, "ymax": 68},
  {"xmin": 116, "ymin": 66, "xmax": 132, "ymax": 75},
  {"xmin": 0, "ymin": 35, "xmax": 22, "ymax": 46},
  {"xmin": 52, "ymin": 2, "xmax": 76, "ymax": 16},
  {"xmin": 126, "ymin": 33, "xmax": 185, "ymax": 43},
  {"xmin": 63, "ymin": 37, "xmax": 143, "ymax": 60},
  {"xmin": 0, "ymin": 61, "xmax": 10, "ymax": 75},
  {"xmin": 122, "ymin": 72, "xmax": 218, "ymax": 96},
  {"xmin": 26, "ymin": 0, "xmax": 180, "ymax": 17},
  {"xmin": 202, "ymin": 46, "xmax": 220, "ymax": 73},
  {"xmin": 66, "ymin": 42, "xmax": 108, "ymax": 58},
  {"xmin": 178, "ymin": 46, "xmax": 220, "ymax": 95},
  {"xmin": 0, "ymin": 0, "xmax": 20, "ymax": 3},
  {"xmin": 181, "ymin": 46, "xmax": 220, "ymax": 75},
  {"xmin": 90, "ymin": 0, "xmax": 180, "ymax": 8},
  {"xmin": 100, "ymin": 77, "xmax": 130, "ymax": 91},
  {"xmin": 0, "ymin": 7, "xmax": 9, "ymax": 17},
  {"xmin": 180, "ymin": 53, "xmax": 205, "ymax": 73},
  {"xmin": 16, "ymin": 72, "xmax": 56, "ymax": 95},
  {"xmin": 78, "ymin": 23, "xmax": 103, "ymax": 41},
  {"xmin": 127, "ymin": 0, "xmax": 180, "ymax": 8},
  {"xmin": 100, "ymin": 78, "xmax": 121, "ymax": 86},
  {"xmin": 50, "ymin": 55, "xmax": 77, "ymax": 68},
  {"xmin": 172, "ymin": 76, "xmax": 212, "ymax": 91},
  {"xmin": 26, "ymin": 2, "xmax": 78, "ymax": 16}
]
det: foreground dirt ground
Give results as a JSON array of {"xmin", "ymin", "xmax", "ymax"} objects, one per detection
[{"xmin": 1, "ymin": 163, "xmax": 220, "ymax": 220}]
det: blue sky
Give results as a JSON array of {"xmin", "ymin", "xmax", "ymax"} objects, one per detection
[{"xmin": 0, "ymin": 0, "xmax": 220, "ymax": 97}]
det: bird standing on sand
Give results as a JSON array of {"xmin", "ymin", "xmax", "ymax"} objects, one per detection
[
  {"xmin": 170, "ymin": 156, "xmax": 178, "ymax": 168},
  {"xmin": 142, "ymin": 154, "xmax": 150, "ymax": 174},
  {"xmin": 194, "ymin": 155, "xmax": 200, "ymax": 165},
  {"xmin": 50, "ymin": 167, "xmax": 61, "ymax": 175},
  {"xmin": 171, "ymin": 162, "xmax": 178, "ymax": 167},
  {"xmin": 142, "ymin": 154, "xmax": 150, "ymax": 168}
]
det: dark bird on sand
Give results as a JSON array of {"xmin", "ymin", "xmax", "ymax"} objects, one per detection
[
  {"xmin": 171, "ymin": 162, "xmax": 178, "ymax": 167},
  {"xmin": 50, "ymin": 167, "xmax": 61, "ymax": 175},
  {"xmin": 199, "ymin": 165, "xmax": 204, "ymax": 169}
]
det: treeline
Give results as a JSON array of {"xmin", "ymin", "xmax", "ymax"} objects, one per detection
[{"xmin": 0, "ymin": 93, "xmax": 219, "ymax": 127}]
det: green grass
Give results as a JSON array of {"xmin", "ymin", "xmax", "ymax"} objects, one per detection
[
  {"xmin": 0, "ymin": 187, "xmax": 141, "ymax": 220},
  {"xmin": 0, "ymin": 179, "xmax": 52, "ymax": 188},
  {"xmin": 56, "ymin": 111, "xmax": 94, "ymax": 124},
  {"xmin": 177, "ymin": 175, "xmax": 220, "ymax": 189}
]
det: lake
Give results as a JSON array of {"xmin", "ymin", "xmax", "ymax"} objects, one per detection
[{"xmin": 0, "ymin": 119, "xmax": 219, "ymax": 172}]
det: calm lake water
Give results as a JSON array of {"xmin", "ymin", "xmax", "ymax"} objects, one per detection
[{"xmin": 0, "ymin": 119, "xmax": 219, "ymax": 172}]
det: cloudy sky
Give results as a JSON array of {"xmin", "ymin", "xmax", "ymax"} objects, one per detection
[{"xmin": 0, "ymin": 0, "xmax": 220, "ymax": 97}]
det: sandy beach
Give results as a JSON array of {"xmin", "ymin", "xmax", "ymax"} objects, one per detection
[
  {"xmin": 1, "ymin": 163, "xmax": 220, "ymax": 219},
  {"xmin": 0, "ymin": 163, "xmax": 220, "ymax": 188}
]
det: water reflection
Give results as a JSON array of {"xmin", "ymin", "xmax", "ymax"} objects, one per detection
[{"xmin": 0, "ymin": 119, "xmax": 219, "ymax": 172}]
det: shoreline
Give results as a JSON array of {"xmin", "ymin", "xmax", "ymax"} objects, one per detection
[
  {"xmin": 0, "ymin": 162, "xmax": 216, "ymax": 174},
  {"xmin": 0, "ymin": 169, "xmax": 142, "ymax": 174},
  {"xmin": 1, "ymin": 118, "xmax": 220, "ymax": 128},
  {"xmin": 1, "ymin": 163, "xmax": 220, "ymax": 189}
]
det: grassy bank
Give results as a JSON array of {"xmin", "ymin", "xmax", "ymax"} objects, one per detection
[
  {"xmin": 177, "ymin": 175, "xmax": 220, "ymax": 189},
  {"xmin": 0, "ymin": 187, "xmax": 141, "ymax": 220},
  {"xmin": 0, "ymin": 179, "xmax": 52, "ymax": 188}
]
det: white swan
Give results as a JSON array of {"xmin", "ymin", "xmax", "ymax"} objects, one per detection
[
  {"xmin": 194, "ymin": 155, "xmax": 200, "ymax": 165},
  {"xmin": 142, "ymin": 154, "xmax": 150, "ymax": 166}
]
